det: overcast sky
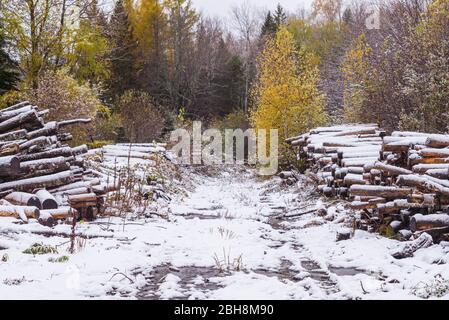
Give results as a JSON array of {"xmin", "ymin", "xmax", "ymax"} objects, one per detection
[{"xmin": 193, "ymin": 0, "xmax": 315, "ymax": 18}]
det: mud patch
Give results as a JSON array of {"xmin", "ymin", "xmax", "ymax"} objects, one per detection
[
  {"xmin": 136, "ymin": 264, "xmax": 224, "ymax": 300},
  {"xmin": 252, "ymin": 260, "xmax": 298, "ymax": 282},
  {"xmin": 301, "ymin": 259, "xmax": 340, "ymax": 294}
]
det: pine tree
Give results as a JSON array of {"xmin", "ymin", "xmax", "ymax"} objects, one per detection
[
  {"xmin": 0, "ymin": 26, "xmax": 19, "ymax": 94},
  {"xmin": 273, "ymin": 4, "xmax": 287, "ymax": 27},
  {"xmin": 107, "ymin": 0, "xmax": 138, "ymax": 102},
  {"xmin": 251, "ymin": 26, "xmax": 327, "ymax": 163},
  {"xmin": 261, "ymin": 11, "xmax": 277, "ymax": 38}
]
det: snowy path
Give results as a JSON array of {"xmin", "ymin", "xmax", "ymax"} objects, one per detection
[{"xmin": 1, "ymin": 167, "xmax": 449, "ymax": 299}]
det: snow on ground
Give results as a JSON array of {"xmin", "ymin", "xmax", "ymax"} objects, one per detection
[{"xmin": 0, "ymin": 165, "xmax": 449, "ymax": 300}]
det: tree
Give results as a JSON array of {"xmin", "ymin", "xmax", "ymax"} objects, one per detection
[
  {"xmin": 261, "ymin": 4, "xmax": 287, "ymax": 40},
  {"xmin": 126, "ymin": 0, "xmax": 168, "ymax": 99},
  {"xmin": 0, "ymin": 0, "xmax": 64, "ymax": 88},
  {"xmin": 231, "ymin": 1, "xmax": 261, "ymax": 113},
  {"xmin": 164, "ymin": 0, "xmax": 198, "ymax": 112},
  {"xmin": 251, "ymin": 26, "xmax": 327, "ymax": 163},
  {"xmin": 273, "ymin": 4, "xmax": 287, "ymax": 27},
  {"xmin": 399, "ymin": 0, "xmax": 449, "ymax": 133},
  {"xmin": 0, "ymin": 24, "xmax": 20, "ymax": 94},
  {"xmin": 118, "ymin": 90, "xmax": 165, "ymax": 143},
  {"xmin": 107, "ymin": 0, "xmax": 138, "ymax": 101},
  {"xmin": 312, "ymin": 0, "xmax": 342, "ymax": 22},
  {"xmin": 261, "ymin": 11, "xmax": 277, "ymax": 39},
  {"xmin": 67, "ymin": 6, "xmax": 110, "ymax": 85},
  {"xmin": 341, "ymin": 33, "xmax": 372, "ymax": 123},
  {"xmin": 26, "ymin": 69, "xmax": 101, "ymax": 144}
]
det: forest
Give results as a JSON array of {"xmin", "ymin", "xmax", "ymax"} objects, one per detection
[{"xmin": 1, "ymin": 0, "xmax": 447, "ymax": 153}]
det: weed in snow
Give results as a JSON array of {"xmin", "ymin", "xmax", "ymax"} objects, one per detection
[
  {"xmin": 213, "ymin": 247, "xmax": 244, "ymax": 273},
  {"xmin": 411, "ymin": 274, "xmax": 449, "ymax": 299}
]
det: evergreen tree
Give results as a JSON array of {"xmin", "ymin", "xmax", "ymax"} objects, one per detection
[
  {"xmin": 261, "ymin": 11, "xmax": 277, "ymax": 38},
  {"xmin": 273, "ymin": 4, "xmax": 287, "ymax": 27},
  {"xmin": 0, "ymin": 26, "xmax": 19, "ymax": 94},
  {"xmin": 107, "ymin": 0, "xmax": 138, "ymax": 102}
]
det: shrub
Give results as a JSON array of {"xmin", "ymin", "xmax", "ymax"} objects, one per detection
[
  {"xmin": 118, "ymin": 90, "xmax": 165, "ymax": 143},
  {"xmin": 26, "ymin": 70, "xmax": 102, "ymax": 145}
]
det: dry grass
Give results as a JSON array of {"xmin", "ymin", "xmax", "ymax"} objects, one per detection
[{"xmin": 213, "ymin": 247, "xmax": 244, "ymax": 273}]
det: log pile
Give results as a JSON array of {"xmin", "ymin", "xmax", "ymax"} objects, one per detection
[
  {"xmin": 0, "ymin": 101, "xmax": 111, "ymax": 225},
  {"xmin": 285, "ymin": 125, "xmax": 449, "ymax": 243}
]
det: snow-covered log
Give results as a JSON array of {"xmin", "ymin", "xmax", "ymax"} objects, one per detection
[
  {"xmin": 0, "ymin": 156, "xmax": 20, "ymax": 176},
  {"xmin": 4, "ymin": 192, "xmax": 42, "ymax": 209},
  {"xmin": 35, "ymin": 189, "xmax": 58, "ymax": 210}
]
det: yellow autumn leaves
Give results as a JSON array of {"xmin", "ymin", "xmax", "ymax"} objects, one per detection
[{"xmin": 251, "ymin": 26, "xmax": 327, "ymax": 158}]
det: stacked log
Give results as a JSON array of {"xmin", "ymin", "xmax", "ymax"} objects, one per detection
[
  {"xmin": 286, "ymin": 126, "xmax": 449, "ymax": 243},
  {"xmin": 0, "ymin": 101, "xmax": 112, "ymax": 225}
]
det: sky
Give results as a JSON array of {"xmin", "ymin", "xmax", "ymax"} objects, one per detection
[{"xmin": 193, "ymin": 0, "xmax": 315, "ymax": 18}]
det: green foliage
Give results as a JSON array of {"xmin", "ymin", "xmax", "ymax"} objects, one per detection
[
  {"xmin": 0, "ymin": 90, "xmax": 24, "ymax": 109},
  {"xmin": 93, "ymin": 104, "xmax": 122, "ymax": 142},
  {"xmin": 23, "ymin": 243, "xmax": 58, "ymax": 255},
  {"xmin": 48, "ymin": 256, "xmax": 69, "ymax": 263},
  {"xmin": 212, "ymin": 109, "xmax": 250, "ymax": 132},
  {"xmin": 0, "ymin": 24, "xmax": 20, "ymax": 94},
  {"xmin": 67, "ymin": 21, "xmax": 110, "ymax": 84}
]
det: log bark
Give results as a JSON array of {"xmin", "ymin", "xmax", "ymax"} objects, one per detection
[
  {"xmin": 0, "ymin": 101, "xmax": 29, "ymax": 112},
  {"xmin": 0, "ymin": 205, "xmax": 39, "ymax": 219},
  {"xmin": 41, "ymin": 207, "xmax": 72, "ymax": 219},
  {"xmin": 410, "ymin": 214, "xmax": 449, "ymax": 232},
  {"xmin": 68, "ymin": 193, "xmax": 97, "ymax": 203},
  {"xmin": 396, "ymin": 174, "xmax": 449, "ymax": 195},
  {"xmin": 426, "ymin": 169, "xmax": 449, "ymax": 179},
  {"xmin": 0, "ymin": 105, "xmax": 34, "ymax": 122},
  {"xmin": 58, "ymin": 118, "xmax": 92, "ymax": 127},
  {"xmin": 341, "ymin": 158, "xmax": 378, "ymax": 167},
  {"xmin": 420, "ymin": 148, "xmax": 449, "ymax": 158},
  {"xmin": 377, "ymin": 200, "xmax": 427, "ymax": 214},
  {"xmin": 20, "ymin": 156, "xmax": 71, "ymax": 174},
  {"xmin": 349, "ymin": 185, "xmax": 413, "ymax": 199},
  {"xmin": 0, "ymin": 129, "xmax": 27, "ymax": 141},
  {"xmin": 343, "ymin": 174, "xmax": 367, "ymax": 186},
  {"xmin": 373, "ymin": 161, "xmax": 412, "ymax": 176},
  {"xmin": 26, "ymin": 121, "xmax": 58, "ymax": 140},
  {"xmin": 412, "ymin": 164, "xmax": 449, "ymax": 174},
  {"xmin": 0, "ymin": 156, "xmax": 20, "ymax": 176},
  {"xmin": 0, "ymin": 110, "xmax": 43, "ymax": 133},
  {"xmin": 0, "ymin": 170, "xmax": 77, "ymax": 192},
  {"xmin": 18, "ymin": 147, "xmax": 74, "ymax": 162},
  {"xmin": 426, "ymin": 136, "xmax": 449, "ymax": 148},
  {"xmin": 19, "ymin": 136, "xmax": 53, "ymax": 152}
]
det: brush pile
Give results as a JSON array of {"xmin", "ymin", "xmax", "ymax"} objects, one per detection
[
  {"xmin": 285, "ymin": 125, "xmax": 449, "ymax": 244},
  {"xmin": 0, "ymin": 101, "xmax": 112, "ymax": 225}
]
